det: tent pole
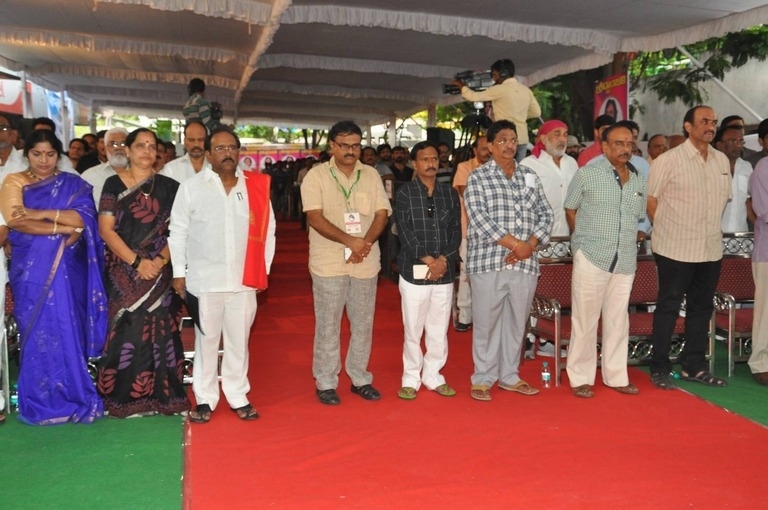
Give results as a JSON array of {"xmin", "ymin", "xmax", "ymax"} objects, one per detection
[{"xmin": 677, "ymin": 46, "xmax": 763, "ymax": 122}]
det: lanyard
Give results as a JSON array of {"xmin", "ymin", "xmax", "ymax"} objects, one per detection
[{"xmin": 330, "ymin": 166, "xmax": 361, "ymax": 202}]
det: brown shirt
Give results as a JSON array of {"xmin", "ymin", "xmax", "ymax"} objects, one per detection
[{"xmin": 301, "ymin": 158, "xmax": 391, "ymax": 278}]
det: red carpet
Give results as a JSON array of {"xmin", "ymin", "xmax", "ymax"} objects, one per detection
[{"xmin": 184, "ymin": 222, "xmax": 768, "ymax": 509}]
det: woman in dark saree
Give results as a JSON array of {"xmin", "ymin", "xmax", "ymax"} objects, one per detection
[
  {"xmin": 96, "ymin": 128, "xmax": 189, "ymax": 417},
  {"xmin": 0, "ymin": 129, "xmax": 107, "ymax": 425}
]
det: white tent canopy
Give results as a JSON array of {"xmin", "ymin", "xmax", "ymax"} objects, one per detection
[{"xmin": 1, "ymin": 0, "xmax": 767, "ymax": 128}]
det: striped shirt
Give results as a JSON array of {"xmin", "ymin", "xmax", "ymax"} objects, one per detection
[
  {"xmin": 647, "ymin": 139, "xmax": 731, "ymax": 262},
  {"xmin": 465, "ymin": 159, "xmax": 553, "ymax": 276},
  {"xmin": 395, "ymin": 178, "xmax": 460, "ymax": 285},
  {"xmin": 564, "ymin": 158, "xmax": 647, "ymax": 274}
]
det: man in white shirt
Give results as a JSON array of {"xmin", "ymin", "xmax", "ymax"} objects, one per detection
[
  {"xmin": 161, "ymin": 121, "xmax": 209, "ymax": 183},
  {"xmin": 0, "ymin": 115, "xmax": 26, "ymax": 180},
  {"xmin": 452, "ymin": 136, "xmax": 491, "ymax": 332},
  {"xmin": 81, "ymin": 127, "xmax": 129, "ymax": 205},
  {"xmin": 520, "ymin": 120, "xmax": 577, "ymax": 238},
  {"xmin": 169, "ymin": 127, "xmax": 276, "ymax": 424},
  {"xmin": 714, "ymin": 125, "xmax": 752, "ymax": 233}
]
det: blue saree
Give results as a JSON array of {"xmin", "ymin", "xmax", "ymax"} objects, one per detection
[{"xmin": 9, "ymin": 173, "xmax": 108, "ymax": 425}]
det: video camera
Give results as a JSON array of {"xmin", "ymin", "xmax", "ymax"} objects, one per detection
[
  {"xmin": 442, "ymin": 69, "xmax": 495, "ymax": 95},
  {"xmin": 210, "ymin": 101, "xmax": 223, "ymax": 121}
]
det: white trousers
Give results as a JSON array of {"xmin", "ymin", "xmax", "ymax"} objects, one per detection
[
  {"xmin": 193, "ymin": 290, "xmax": 257, "ymax": 410},
  {"xmin": 567, "ymin": 250, "xmax": 635, "ymax": 387},
  {"xmin": 456, "ymin": 238, "xmax": 472, "ymax": 324},
  {"xmin": 399, "ymin": 278, "xmax": 453, "ymax": 390},
  {"xmin": 749, "ymin": 262, "xmax": 768, "ymax": 374}
]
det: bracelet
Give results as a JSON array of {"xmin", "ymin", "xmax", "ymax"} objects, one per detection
[
  {"xmin": 131, "ymin": 255, "xmax": 141, "ymax": 269},
  {"xmin": 157, "ymin": 253, "xmax": 169, "ymax": 265},
  {"xmin": 52, "ymin": 222, "xmax": 58, "ymax": 235},
  {"xmin": 54, "ymin": 209, "xmax": 60, "ymax": 223}
]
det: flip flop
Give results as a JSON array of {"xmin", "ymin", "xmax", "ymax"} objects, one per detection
[
  {"xmin": 499, "ymin": 380, "xmax": 540, "ymax": 396},
  {"xmin": 470, "ymin": 384, "xmax": 491, "ymax": 401},
  {"xmin": 397, "ymin": 387, "xmax": 417, "ymax": 400},
  {"xmin": 434, "ymin": 384, "xmax": 456, "ymax": 397}
]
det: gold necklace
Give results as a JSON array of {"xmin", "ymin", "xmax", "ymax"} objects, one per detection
[
  {"xmin": 26, "ymin": 169, "xmax": 56, "ymax": 182},
  {"xmin": 132, "ymin": 171, "xmax": 156, "ymax": 197}
]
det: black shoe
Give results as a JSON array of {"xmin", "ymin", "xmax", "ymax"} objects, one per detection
[
  {"xmin": 350, "ymin": 384, "xmax": 381, "ymax": 401},
  {"xmin": 316, "ymin": 388, "xmax": 341, "ymax": 405},
  {"xmin": 455, "ymin": 322, "xmax": 471, "ymax": 332}
]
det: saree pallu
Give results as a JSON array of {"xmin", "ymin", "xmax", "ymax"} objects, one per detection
[
  {"xmin": 97, "ymin": 174, "xmax": 190, "ymax": 417},
  {"xmin": 9, "ymin": 173, "xmax": 107, "ymax": 425}
]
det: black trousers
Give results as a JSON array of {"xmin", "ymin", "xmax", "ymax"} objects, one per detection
[{"xmin": 650, "ymin": 254, "xmax": 721, "ymax": 375}]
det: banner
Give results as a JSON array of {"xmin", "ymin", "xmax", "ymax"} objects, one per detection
[
  {"xmin": 239, "ymin": 148, "xmax": 321, "ymax": 171},
  {"xmin": 594, "ymin": 73, "xmax": 628, "ymax": 122}
]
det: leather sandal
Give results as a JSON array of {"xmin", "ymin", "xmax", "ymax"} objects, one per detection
[
  {"xmin": 189, "ymin": 404, "xmax": 212, "ymax": 424},
  {"xmin": 397, "ymin": 387, "xmax": 417, "ymax": 400},
  {"xmin": 351, "ymin": 384, "xmax": 381, "ymax": 401},
  {"xmin": 231, "ymin": 403, "xmax": 260, "ymax": 421},
  {"xmin": 571, "ymin": 384, "xmax": 594, "ymax": 398},
  {"xmin": 609, "ymin": 383, "xmax": 639, "ymax": 395},
  {"xmin": 681, "ymin": 371, "xmax": 727, "ymax": 387}
]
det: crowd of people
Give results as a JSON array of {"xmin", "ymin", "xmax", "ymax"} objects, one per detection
[
  {"xmin": 0, "ymin": 114, "xmax": 275, "ymax": 425},
  {"xmin": 300, "ymin": 107, "xmax": 767, "ymax": 402},
  {"xmin": 2, "ymin": 63, "xmax": 767, "ymax": 424}
]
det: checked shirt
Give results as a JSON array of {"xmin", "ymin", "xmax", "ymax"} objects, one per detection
[{"xmin": 464, "ymin": 159, "xmax": 553, "ymax": 277}]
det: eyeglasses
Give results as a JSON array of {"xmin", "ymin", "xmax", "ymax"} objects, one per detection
[
  {"xmin": 334, "ymin": 142, "xmax": 362, "ymax": 152},
  {"xmin": 494, "ymin": 138, "xmax": 518, "ymax": 146},
  {"xmin": 609, "ymin": 141, "xmax": 634, "ymax": 149},
  {"xmin": 723, "ymin": 139, "xmax": 745, "ymax": 146},
  {"xmin": 213, "ymin": 145, "xmax": 239, "ymax": 153},
  {"xmin": 0, "ymin": 125, "xmax": 10, "ymax": 132},
  {"xmin": 426, "ymin": 196, "xmax": 435, "ymax": 217},
  {"xmin": 133, "ymin": 142, "xmax": 157, "ymax": 152},
  {"xmin": 109, "ymin": 141, "xmax": 126, "ymax": 148}
]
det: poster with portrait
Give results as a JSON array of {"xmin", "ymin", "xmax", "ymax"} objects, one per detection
[{"xmin": 594, "ymin": 73, "xmax": 628, "ymax": 122}]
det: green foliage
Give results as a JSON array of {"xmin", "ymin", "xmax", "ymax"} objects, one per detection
[{"xmin": 630, "ymin": 25, "xmax": 768, "ymax": 107}]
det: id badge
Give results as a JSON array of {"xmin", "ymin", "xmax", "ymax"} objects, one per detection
[{"xmin": 344, "ymin": 211, "xmax": 362, "ymax": 234}]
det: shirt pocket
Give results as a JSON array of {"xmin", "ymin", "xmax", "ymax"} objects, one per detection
[{"xmin": 354, "ymin": 192, "xmax": 372, "ymax": 216}]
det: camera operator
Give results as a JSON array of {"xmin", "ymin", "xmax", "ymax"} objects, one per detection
[{"xmin": 451, "ymin": 59, "xmax": 541, "ymax": 162}]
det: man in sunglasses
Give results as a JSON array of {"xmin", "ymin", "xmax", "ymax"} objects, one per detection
[{"xmin": 81, "ymin": 127, "xmax": 129, "ymax": 204}]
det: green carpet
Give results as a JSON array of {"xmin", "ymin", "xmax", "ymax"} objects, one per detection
[
  {"xmin": 638, "ymin": 340, "xmax": 768, "ymax": 427},
  {"xmin": 672, "ymin": 341, "xmax": 768, "ymax": 426},
  {"xmin": 0, "ymin": 410, "xmax": 183, "ymax": 509}
]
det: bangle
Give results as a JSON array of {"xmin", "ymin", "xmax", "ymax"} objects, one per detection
[
  {"xmin": 157, "ymin": 253, "xmax": 169, "ymax": 265},
  {"xmin": 131, "ymin": 255, "xmax": 141, "ymax": 269},
  {"xmin": 510, "ymin": 240, "xmax": 519, "ymax": 251},
  {"xmin": 54, "ymin": 209, "xmax": 60, "ymax": 223},
  {"xmin": 52, "ymin": 222, "xmax": 58, "ymax": 235}
]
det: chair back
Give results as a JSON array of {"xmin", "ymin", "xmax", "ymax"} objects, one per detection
[
  {"xmin": 717, "ymin": 256, "xmax": 754, "ymax": 302},
  {"xmin": 536, "ymin": 262, "xmax": 573, "ymax": 308}
]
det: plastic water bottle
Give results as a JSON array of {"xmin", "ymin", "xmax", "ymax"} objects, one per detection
[{"xmin": 541, "ymin": 362, "xmax": 551, "ymax": 389}]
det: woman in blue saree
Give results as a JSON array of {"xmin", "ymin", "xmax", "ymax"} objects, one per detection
[{"xmin": 0, "ymin": 129, "xmax": 107, "ymax": 425}]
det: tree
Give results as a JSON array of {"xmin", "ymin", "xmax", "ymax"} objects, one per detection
[{"xmin": 629, "ymin": 25, "xmax": 768, "ymax": 107}]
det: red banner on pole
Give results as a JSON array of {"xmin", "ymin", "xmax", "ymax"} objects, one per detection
[{"xmin": 594, "ymin": 74, "xmax": 628, "ymax": 121}]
